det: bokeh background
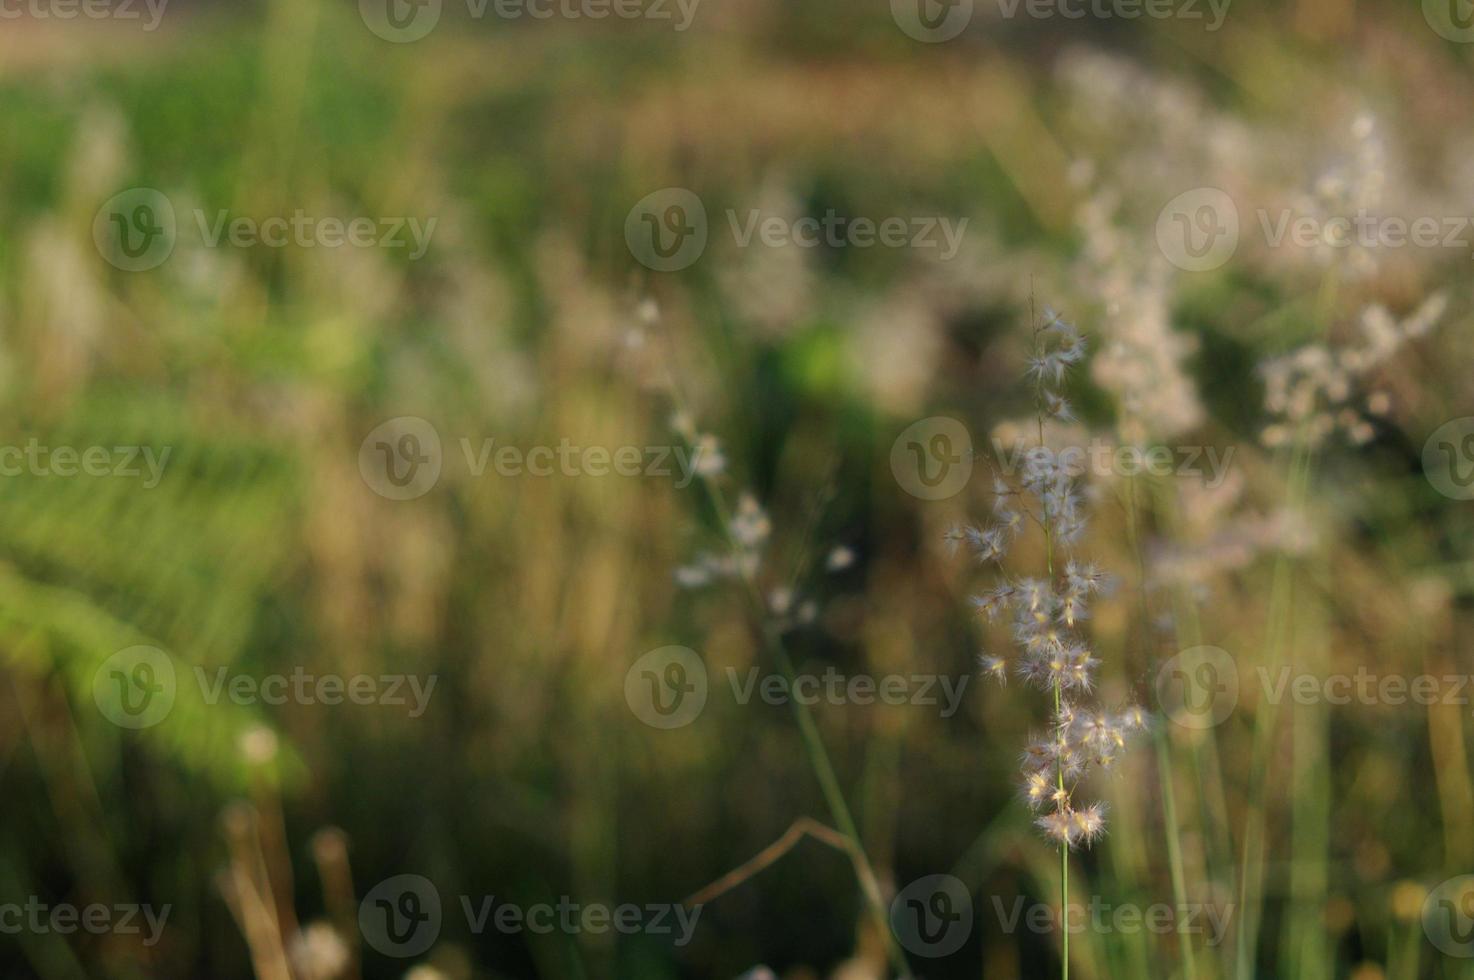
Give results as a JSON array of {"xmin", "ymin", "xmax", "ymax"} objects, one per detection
[{"xmin": 4, "ymin": 0, "xmax": 1474, "ymax": 976}]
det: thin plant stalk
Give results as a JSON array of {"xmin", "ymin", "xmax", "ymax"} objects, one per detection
[
  {"xmin": 697, "ymin": 473, "xmax": 914, "ymax": 979},
  {"xmin": 1237, "ymin": 269, "xmax": 1341, "ymax": 978},
  {"xmin": 1125, "ymin": 472, "xmax": 1197, "ymax": 980},
  {"xmin": 650, "ymin": 323, "xmax": 913, "ymax": 979},
  {"xmin": 1235, "ymin": 431, "xmax": 1313, "ymax": 980},
  {"xmin": 1048, "ymin": 521, "xmax": 1069, "ymax": 980},
  {"xmin": 1036, "ymin": 322, "xmax": 1068, "ymax": 980}
]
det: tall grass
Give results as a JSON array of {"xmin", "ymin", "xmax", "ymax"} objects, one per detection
[{"xmin": 2, "ymin": 0, "xmax": 1473, "ymax": 977}]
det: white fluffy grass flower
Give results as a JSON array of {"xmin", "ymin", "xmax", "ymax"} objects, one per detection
[{"xmin": 951, "ymin": 304, "xmax": 1144, "ymax": 850}]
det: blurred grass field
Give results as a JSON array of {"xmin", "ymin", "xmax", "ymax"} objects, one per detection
[{"xmin": 4, "ymin": 0, "xmax": 1474, "ymax": 977}]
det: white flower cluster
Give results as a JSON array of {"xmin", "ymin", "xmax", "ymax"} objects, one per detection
[
  {"xmin": 953, "ymin": 307, "xmax": 1145, "ymax": 849},
  {"xmin": 675, "ymin": 491, "xmax": 770, "ymax": 588},
  {"xmin": 1259, "ymin": 292, "xmax": 1446, "ymax": 448}
]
